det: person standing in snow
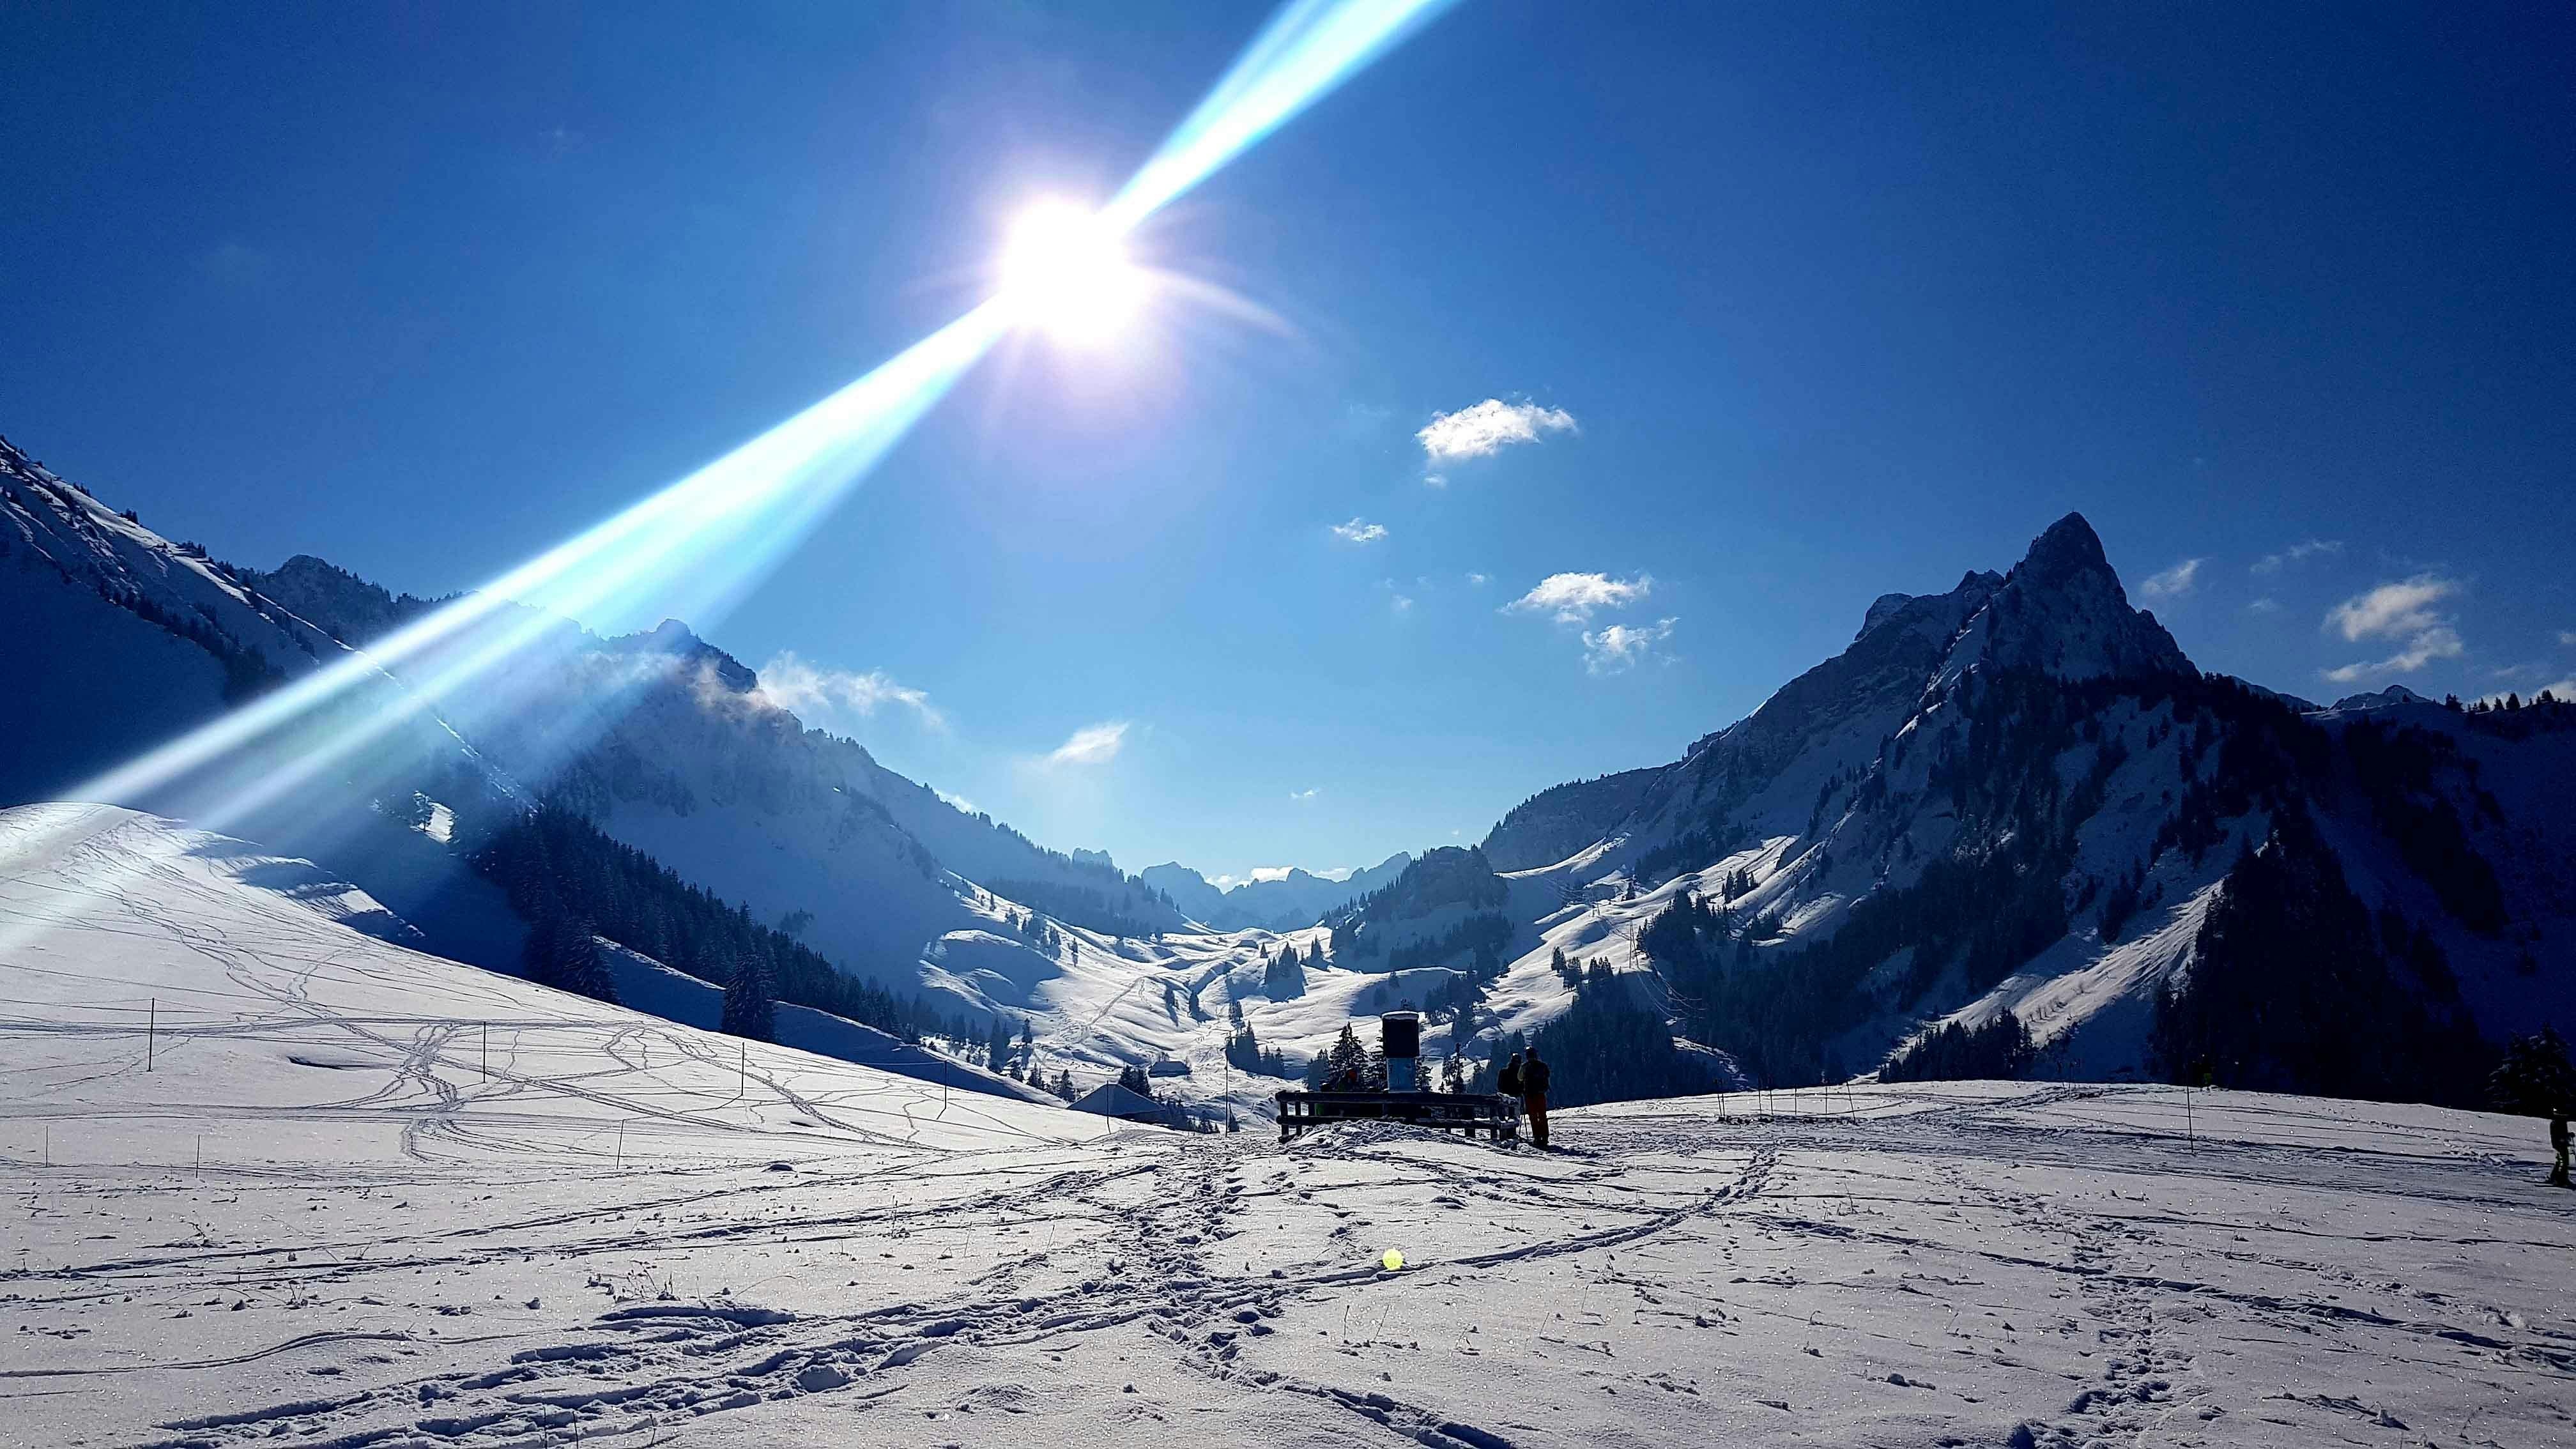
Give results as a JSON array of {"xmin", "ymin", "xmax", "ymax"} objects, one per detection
[
  {"xmin": 2552, "ymin": 1108, "xmax": 2570, "ymax": 1188},
  {"xmin": 1522, "ymin": 1046, "xmax": 1552, "ymax": 1150},
  {"xmin": 1497, "ymin": 1052, "xmax": 1523, "ymax": 1101}
]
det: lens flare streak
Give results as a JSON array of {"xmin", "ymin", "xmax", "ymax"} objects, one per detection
[
  {"xmin": 10, "ymin": 0, "xmax": 1458, "ymax": 888},
  {"xmin": 1105, "ymin": 0, "xmax": 1459, "ymax": 232}
]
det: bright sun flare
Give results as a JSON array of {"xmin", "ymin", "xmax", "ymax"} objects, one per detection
[{"xmin": 999, "ymin": 201, "xmax": 1145, "ymax": 344}]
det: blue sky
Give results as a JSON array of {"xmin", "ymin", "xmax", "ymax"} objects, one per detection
[{"xmin": 6, "ymin": 3, "xmax": 2573, "ymax": 884}]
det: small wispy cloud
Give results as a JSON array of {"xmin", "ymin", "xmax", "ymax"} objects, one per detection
[
  {"xmin": 1466, "ymin": 572, "xmax": 1489, "ymax": 587},
  {"xmin": 1423, "ymin": 473, "xmax": 1449, "ymax": 489},
  {"xmin": 2322, "ymin": 574, "xmax": 2466, "ymax": 684},
  {"xmin": 2561, "ymin": 630, "xmax": 2576, "ymax": 647},
  {"xmin": 1583, "ymin": 617, "xmax": 1678, "ymax": 674},
  {"xmin": 2327, "ymin": 574, "xmax": 2457, "ymax": 642},
  {"xmin": 1417, "ymin": 399, "xmax": 1577, "ymax": 463},
  {"xmin": 1390, "ymin": 593, "xmax": 1415, "ymax": 613},
  {"xmin": 1330, "ymin": 517, "xmax": 1388, "ymax": 544},
  {"xmin": 754, "ymin": 652, "xmax": 944, "ymax": 729},
  {"xmin": 2322, "ymin": 630, "xmax": 2462, "ymax": 683},
  {"xmin": 936, "ymin": 788, "xmax": 981, "ymax": 816},
  {"xmin": 2138, "ymin": 558, "xmax": 2204, "ymax": 600},
  {"xmin": 1046, "ymin": 721, "xmax": 1128, "ymax": 767},
  {"xmin": 2247, "ymin": 597, "xmax": 2282, "ymax": 615},
  {"xmin": 1288, "ymin": 787, "xmax": 1318, "ymax": 802},
  {"xmin": 2252, "ymin": 539, "xmax": 2344, "ymax": 576},
  {"xmin": 1506, "ymin": 571, "xmax": 1652, "ymax": 624}
]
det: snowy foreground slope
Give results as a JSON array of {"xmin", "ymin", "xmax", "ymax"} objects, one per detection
[{"xmin": 5, "ymin": 809, "xmax": 2572, "ymax": 1448}]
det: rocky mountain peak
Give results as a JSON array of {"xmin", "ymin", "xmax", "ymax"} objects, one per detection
[
  {"xmin": 1968, "ymin": 512, "xmax": 2193, "ymax": 682},
  {"xmin": 2015, "ymin": 512, "xmax": 2114, "ymax": 589},
  {"xmin": 611, "ymin": 618, "xmax": 756, "ymax": 693}
]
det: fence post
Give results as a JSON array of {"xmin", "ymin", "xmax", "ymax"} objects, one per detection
[{"xmin": 146, "ymin": 997, "xmax": 156, "ymax": 1071}]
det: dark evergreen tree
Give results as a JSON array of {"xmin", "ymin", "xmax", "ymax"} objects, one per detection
[
  {"xmin": 719, "ymin": 952, "xmax": 775, "ymax": 1043},
  {"xmin": 1881, "ymin": 1011, "xmax": 2037, "ymax": 1083},
  {"xmin": 523, "ymin": 910, "xmax": 618, "ymax": 1004},
  {"xmin": 474, "ymin": 803, "xmax": 924, "ymax": 1039},
  {"xmin": 2149, "ymin": 809, "xmax": 2487, "ymax": 1105},
  {"xmin": 2488, "ymin": 1027, "xmax": 2576, "ymax": 1116}
]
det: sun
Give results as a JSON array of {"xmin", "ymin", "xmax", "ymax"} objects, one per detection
[{"xmin": 997, "ymin": 201, "xmax": 1146, "ymax": 344}]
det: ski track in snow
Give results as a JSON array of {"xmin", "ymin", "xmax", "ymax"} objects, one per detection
[{"xmin": 3, "ymin": 808, "xmax": 2573, "ymax": 1447}]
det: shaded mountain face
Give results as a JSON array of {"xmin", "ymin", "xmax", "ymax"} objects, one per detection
[
  {"xmin": 1480, "ymin": 767, "xmax": 1661, "ymax": 873},
  {"xmin": 241, "ymin": 555, "xmax": 447, "ymax": 647}
]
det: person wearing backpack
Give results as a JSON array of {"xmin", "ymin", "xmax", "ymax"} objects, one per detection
[{"xmin": 1522, "ymin": 1045, "xmax": 1552, "ymax": 1150}]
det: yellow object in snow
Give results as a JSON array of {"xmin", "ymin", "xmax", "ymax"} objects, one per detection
[{"xmin": 1381, "ymin": 1249, "xmax": 1404, "ymax": 1272}]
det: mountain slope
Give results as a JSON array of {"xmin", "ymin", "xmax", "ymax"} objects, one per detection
[
  {"xmin": 0, "ymin": 435, "xmax": 1175, "ymax": 1085},
  {"xmin": 1458, "ymin": 514, "xmax": 2573, "ymax": 1101}
]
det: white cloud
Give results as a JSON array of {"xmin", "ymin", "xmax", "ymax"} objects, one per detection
[
  {"xmin": 1506, "ymin": 571, "xmax": 1653, "ymax": 624},
  {"xmin": 2247, "ymin": 597, "xmax": 2281, "ymax": 615},
  {"xmin": 2320, "ymin": 574, "xmax": 2468, "ymax": 684},
  {"xmin": 1391, "ymin": 593, "xmax": 1414, "ymax": 613},
  {"xmin": 1466, "ymin": 572, "xmax": 1489, "ymax": 587},
  {"xmin": 935, "ymin": 788, "xmax": 980, "ymax": 817},
  {"xmin": 2326, "ymin": 574, "xmax": 2458, "ymax": 641},
  {"xmin": 1046, "ymin": 721, "xmax": 1128, "ymax": 767},
  {"xmin": 2138, "ymin": 558, "xmax": 2204, "ymax": 600},
  {"xmin": 1423, "ymin": 473, "xmax": 1449, "ymax": 489},
  {"xmin": 753, "ymin": 652, "xmax": 944, "ymax": 729},
  {"xmin": 2252, "ymin": 539, "xmax": 2344, "ymax": 575},
  {"xmin": 1416, "ymin": 399, "xmax": 1577, "ymax": 463},
  {"xmin": 2561, "ymin": 630, "xmax": 2576, "ymax": 647},
  {"xmin": 1582, "ymin": 616, "xmax": 1678, "ymax": 674},
  {"xmin": 1330, "ymin": 516, "xmax": 1388, "ymax": 544},
  {"xmin": 2322, "ymin": 625, "xmax": 2464, "ymax": 684},
  {"xmin": 1288, "ymin": 787, "xmax": 1317, "ymax": 802}
]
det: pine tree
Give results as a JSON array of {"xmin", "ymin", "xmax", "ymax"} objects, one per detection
[
  {"xmin": 523, "ymin": 910, "xmax": 617, "ymax": 1004},
  {"xmin": 2489, "ymin": 1027, "xmax": 2576, "ymax": 1116},
  {"xmin": 720, "ymin": 953, "xmax": 775, "ymax": 1042}
]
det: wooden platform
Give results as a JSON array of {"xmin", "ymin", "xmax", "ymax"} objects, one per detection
[{"xmin": 1275, "ymin": 1089, "xmax": 1522, "ymax": 1143}]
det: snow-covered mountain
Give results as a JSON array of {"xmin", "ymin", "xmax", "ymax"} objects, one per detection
[
  {"xmin": 1423, "ymin": 514, "xmax": 2574, "ymax": 1102},
  {"xmin": 10, "ymin": 425, "xmax": 2569, "ymax": 1119},
  {"xmin": 0, "ymin": 434, "xmax": 1184, "ymax": 1081},
  {"xmin": 1140, "ymin": 853, "xmax": 1410, "ymax": 931}
]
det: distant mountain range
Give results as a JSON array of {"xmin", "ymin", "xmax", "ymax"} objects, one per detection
[
  {"xmin": 6, "ymin": 429, "xmax": 2568, "ymax": 1112},
  {"xmin": 1138, "ymin": 855, "xmax": 1411, "ymax": 931}
]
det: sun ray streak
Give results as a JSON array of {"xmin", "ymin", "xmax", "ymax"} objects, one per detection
[
  {"xmin": 1, "ymin": 0, "xmax": 1457, "ymax": 914},
  {"xmin": 1105, "ymin": 0, "xmax": 1460, "ymax": 232}
]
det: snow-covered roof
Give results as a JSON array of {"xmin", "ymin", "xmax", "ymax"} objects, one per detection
[{"xmin": 1067, "ymin": 1082, "xmax": 1163, "ymax": 1119}]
